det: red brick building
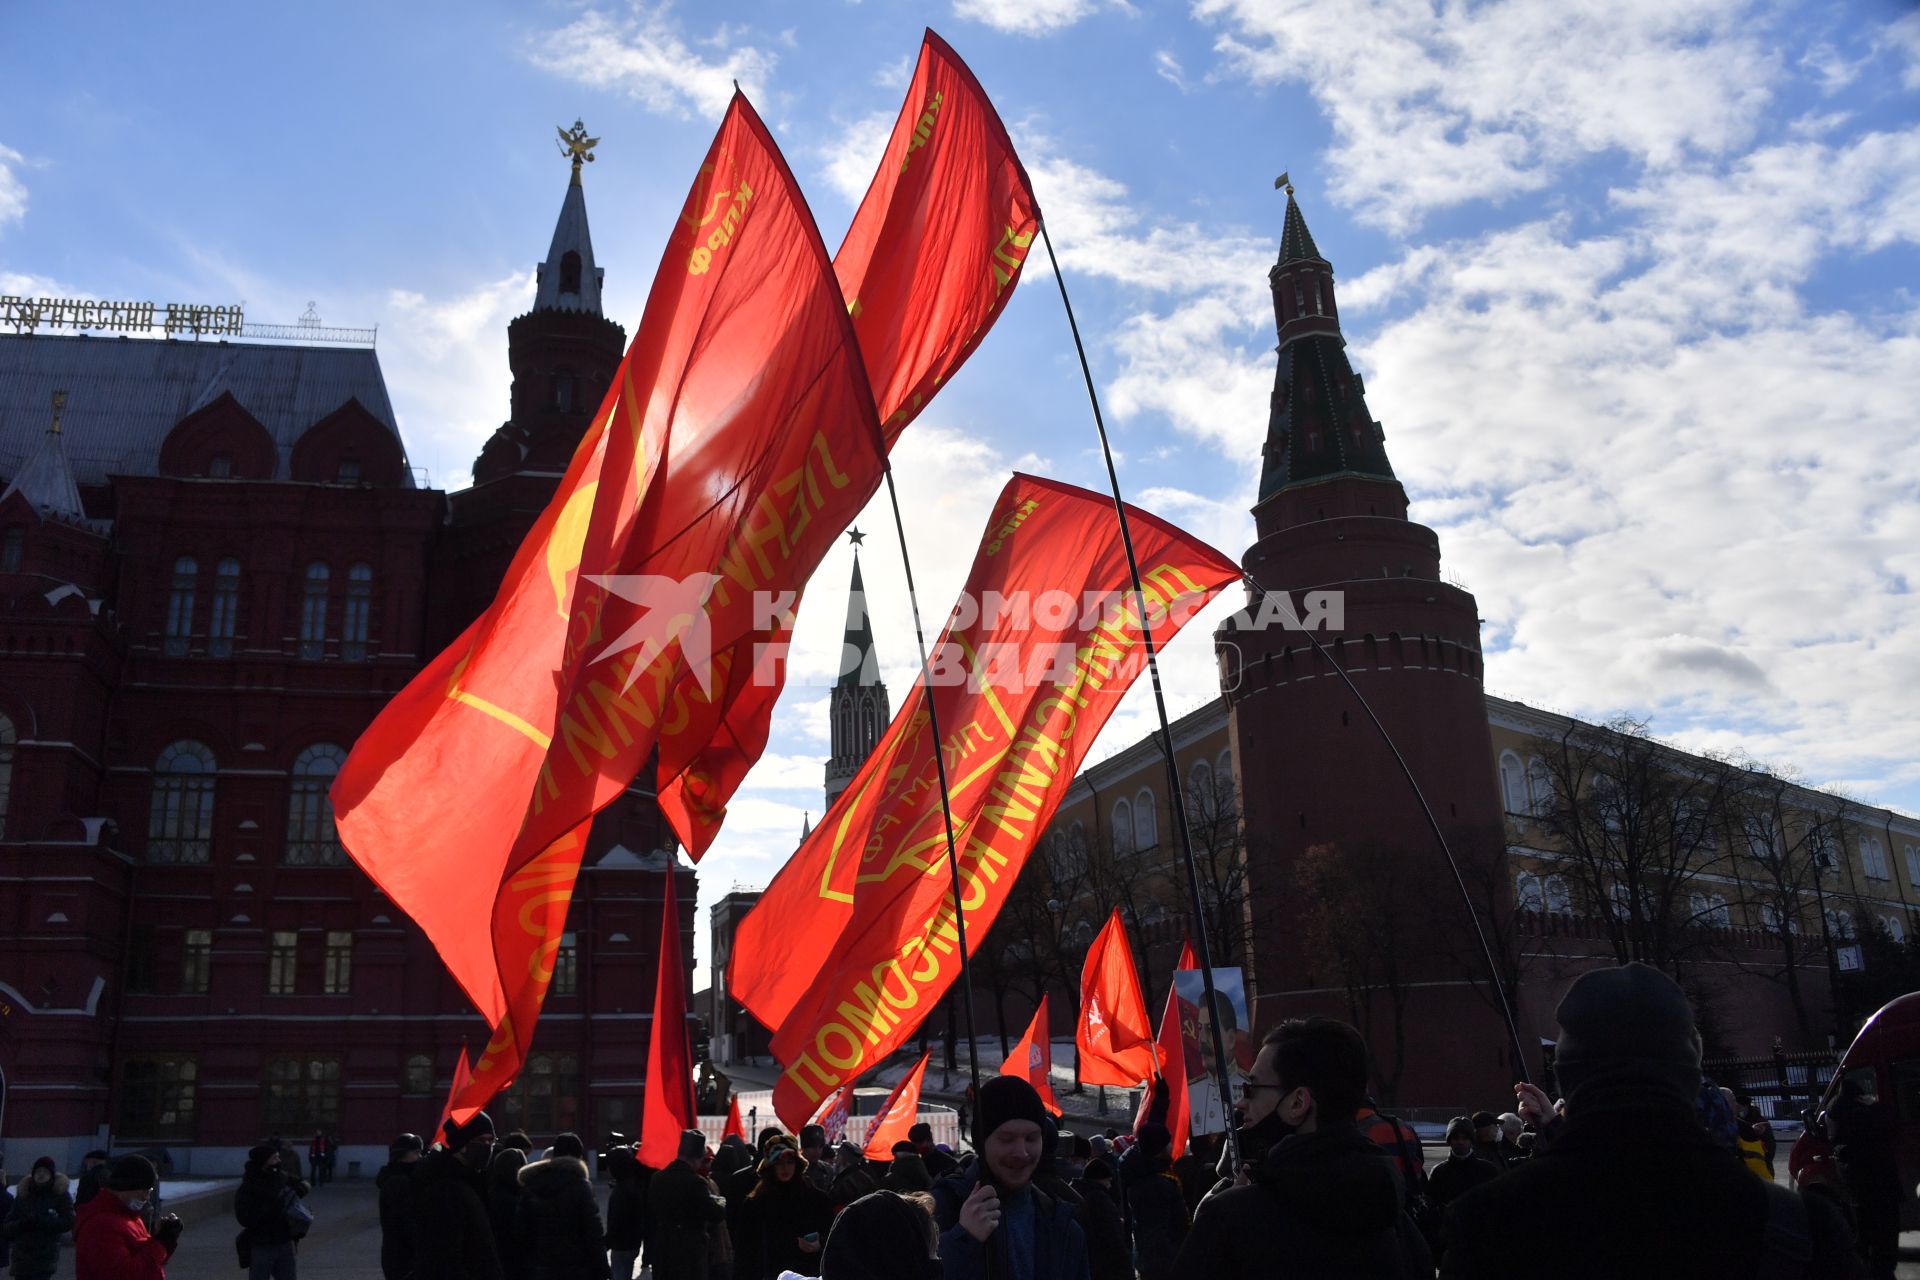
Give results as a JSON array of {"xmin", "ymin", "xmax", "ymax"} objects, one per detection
[{"xmin": 0, "ymin": 158, "xmax": 692, "ymax": 1175}]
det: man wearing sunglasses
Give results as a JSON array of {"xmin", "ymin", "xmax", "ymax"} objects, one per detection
[{"xmin": 1172, "ymin": 1017, "xmax": 1432, "ymax": 1279}]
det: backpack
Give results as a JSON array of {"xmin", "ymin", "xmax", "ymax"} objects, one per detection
[
  {"xmin": 1696, "ymin": 1080, "xmax": 1741, "ymax": 1154},
  {"xmin": 1381, "ymin": 1114, "xmax": 1444, "ymax": 1252}
]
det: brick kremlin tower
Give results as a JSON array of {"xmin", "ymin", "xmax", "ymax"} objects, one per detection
[
  {"xmin": 824, "ymin": 531, "xmax": 890, "ymax": 810},
  {"xmin": 1217, "ymin": 181, "xmax": 1514, "ymax": 1100}
]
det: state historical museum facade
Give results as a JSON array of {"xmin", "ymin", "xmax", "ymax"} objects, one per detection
[{"xmin": 0, "ymin": 164, "xmax": 692, "ymax": 1174}]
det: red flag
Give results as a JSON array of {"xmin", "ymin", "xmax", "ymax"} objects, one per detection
[
  {"xmin": 1135, "ymin": 939, "xmax": 1197, "ymax": 1154},
  {"xmin": 1078, "ymin": 909, "xmax": 1156, "ymax": 1086},
  {"xmin": 640, "ymin": 862, "xmax": 696, "ymax": 1168},
  {"xmin": 728, "ymin": 474, "xmax": 1239, "ymax": 1127},
  {"xmin": 658, "ymin": 28, "xmax": 1039, "ymax": 857},
  {"xmin": 723, "ymin": 1095, "xmax": 745, "ymax": 1143},
  {"xmin": 863, "ymin": 1051, "xmax": 932, "ymax": 1161},
  {"xmin": 335, "ymin": 91, "xmax": 884, "ymax": 1114},
  {"xmin": 437, "ymin": 1042, "xmax": 475, "ymax": 1139},
  {"xmin": 1003, "ymin": 996, "xmax": 1063, "ymax": 1117},
  {"xmin": 816, "ymin": 1084, "xmax": 854, "ymax": 1146}
]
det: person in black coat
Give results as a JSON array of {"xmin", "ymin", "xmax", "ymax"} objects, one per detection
[
  {"xmin": 1427, "ymin": 1118, "xmax": 1500, "ymax": 1210},
  {"xmin": 649, "ymin": 1130, "xmax": 730, "ymax": 1280},
  {"xmin": 3, "ymin": 1158, "xmax": 74, "ymax": 1280},
  {"xmin": 819, "ymin": 1191, "xmax": 942, "ymax": 1280},
  {"xmin": 73, "ymin": 1150, "xmax": 110, "ymax": 1208},
  {"xmin": 930, "ymin": 1076, "xmax": 1090, "ymax": 1280},
  {"xmin": 1828, "ymin": 1073, "xmax": 1902, "ymax": 1280},
  {"xmin": 377, "ymin": 1133, "xmax": 425, "ymax": 1280},
  {"xmin": 234, "ymin": 1141, "xmax": 312, "ymax": 1279},
  {"xmin": 412, "ymin": 1112, "xmax": 506, "ymax": 1280},
  {"xmin": 605, "ymin": 1146, "xmax": 649, "ymax": 1280},
  {"xmin": 909, "ymin": 1124, "xmax": 957, "ymax": 1181},
  {"xmin": 1442, "ymin": 964, "xmax": 1861, "ymax": 1280},
  {"xmin": 1172, "ymin": 1019, "xmax": 1431, "ymax": 1280},
  {"xmin": 516, "ymin": 1134, "xmax": 609, "ymax": 1280},
  {"xmin": 488, "ymin": 1147, "xmax": 530, "ymax": 1279},
  {"xmin": 743, "ymin": 1138, "xmax": 833, "ymax": 1280},
  {"xmin": 1120, "ymin": 1125, "xmax": 1188, "ymax": 1280},
  {"xmin": 1073, "ymin": 1159, "xmax": 1131, "ymax": 1280}
]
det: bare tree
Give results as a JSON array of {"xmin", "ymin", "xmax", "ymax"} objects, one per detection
[
  {"xmin": 1291, "ymin": 840, "xmax": 1424, "ymax": 1105},
  {"xmin": 1531, "ymin": 717, "xmax": 1739, "ymax": 975},
  {"xmin": 1177, "ymin": 758, "xmax": 1256, "ymax": 969}
]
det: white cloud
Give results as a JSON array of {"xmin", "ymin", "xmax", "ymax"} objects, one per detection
[
  {"xmin": 1888, "ymin": 13, "xmax": 1920, "ymax": 91},
  {"xmin": 380, "ymin": 271, "xmax": 537, "ymax": 491},
  {"xmin": 954, "ymin": 0, "xmax": 1097, "ymax": 37},
  {"xmin": 816, "ymin": 110, "xmax": 896, "ymax": 206},
  {"xmin": 528, "ymin": 6, "xmax": 777, "ymax": 119},
  {"xmin": 0, "ymin": 144, "xmax": 26, "ymax": 232},
  {"xmin": 875, "ymin": 53, "xmax": 914, "ymax": 90},
  {"xmin": 1154, "ymin": 50, "xmax": 1190, "ymax": 92},
  {"xmin": 1195, "ymin": 0, "xmax": 1777, "ymax": 232}
]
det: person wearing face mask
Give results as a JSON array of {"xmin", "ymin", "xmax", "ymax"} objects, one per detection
[
  {"xmin": 412, "ymin": 1112, "xmax": 506, "ymax": 1280},
  {"xmin": 1427, "ymin": 1118, "xmax": 1499, "ymax": 1213},
  {"xmin": 930, "ymin": 1075, "xmax": 1090, "ymax": 1280},
  {"xmin": 1172, "ymin": 1018, "xmax": 1431, "ymax": 1280},
  {"xmin": 235, "ymin": 1141, "xmax": 313, "ymax": 1279},
  {"xmin": 4, "ymin": 1156, "xmax": 76, "ymax": 1280},
  {"xmin": 72, "ymin": 1154, "xmax": 182, "ymax": 1279}
]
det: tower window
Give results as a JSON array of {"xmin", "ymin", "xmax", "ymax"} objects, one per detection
[
  {"xmin": 336, "ymin": 458, "xmax": 361, "ymax": 484},
  {"xmin": 300, "ymin": 563, "xmax": 330, "ymax": 659},
  {"xmin": 165, "ymin": 556, "xmax": 197, "ymax": 655},
  {"xmin": 149, "ymin": 739, "xmax": 216, "ymax": 864},
  {"xmin": 552, "ymin": 369, "xmax": 577, "ymax": 413},
  {"xmin": 207, "ymin": 453, "xmax": 232, "ymax": 478},
  {"xmin": 560, "ymin": 250, "xmax": 583, "ymax": 295},
  {"xmin": 343, "ymin": 563, "xmax": 373, "ymax": 661},
  {"xmin": 210, "ymin": 558, "xmax": 241, "ymax": 657},
  {"xmin": 286, "ymin": 743, "xmax": 347, "ymax": 865}
]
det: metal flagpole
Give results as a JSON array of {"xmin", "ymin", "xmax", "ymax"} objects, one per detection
[
  {"xmin": 880, "ymin": 462, "xmax": 985, "ymax": 1104},
  {"xmin": 1038, "ymin": 220, "xmax": 1243, "ymax": 1169}
]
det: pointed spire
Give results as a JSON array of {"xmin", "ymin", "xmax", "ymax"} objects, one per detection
[
  {"xmin": 838, "ymin": 531, "xmax": 880, "ymax": 688},
  {"xmin": 1277, "ymin": 186, "xmax": 1322, "ymax": 265},
  {"xmin": 535, "ymin": 121, "xmax": 605, "ymax": 315},
  {"xmin": 801, "ymin": 811, "xmax": 812, "ymax": 841},
  {"xmin": 2, "ymin": 390, "xmax": 86, "ymax": 520}
]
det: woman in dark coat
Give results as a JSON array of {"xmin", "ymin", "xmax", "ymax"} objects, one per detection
[
  {"xmin": 487, "ymin": 1148, "xmax": 530, "ymax": 1280},
  {"xmin": 2, "ymin": 1158, "xmax": 74, "ymax": 1280},
  {"xmin": 515, "ymin": 1140, "xmax": 609, "ymax": 1280},
  {"xmin": 743, "ymin": 1139, "xmax": 831, "ymax": 1280}
]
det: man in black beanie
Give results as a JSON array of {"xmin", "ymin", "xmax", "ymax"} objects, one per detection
[
  {"xmin": 73, "ymin": 1154, "xmax": 183, "ymax": 1278},
  {"xmin": 411, "ymin": 1112, "xmax": 505, "ymax": 1280},
  {"xmin": 930, "ymin": 1075, "xmax": 1089, "ymax": 1280},
  {"xmin": 1441, "ymin": 963, "xmax": 1860, "ymax": 1278}
]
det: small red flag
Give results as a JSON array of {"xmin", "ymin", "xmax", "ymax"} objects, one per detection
[
  {"xmin": 816, "ymin": 1084, "xmax": 854, "ymax": 1146},
  {"xmin": 731, "ymin": 474, "xmax": 1239, "ymax": 1129},
  {"xmin": 1003, "ymin": 996, "xmax": 1064, "ymax": 1117},
  {"xmin": 723, "ymin": 1095, "xmax": 745, "ymax": 1143},
  {"xmin": 639, "ymin": 862, "xmax": 697, "ymax": 1168},
  {"xmin": 657, "ymin": 28, "xmax": 1039, "ymax": 857},
  {"xmin": 1078, "ymin": 909, "xmax": 1157, "ymax": 1087},
  {"xmin": 863, "ymin": 1051, "xmax": 932, "ymax": 1161},
  {"xmin": 1135, "ymin": 939, "xmax": 1197, "ymax": 1155},
  {"xmin": 437, "ymin": 1042, "xmax": 475, "ymax": 1140}
]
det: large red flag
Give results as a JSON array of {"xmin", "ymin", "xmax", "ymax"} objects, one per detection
[
  {"xmin": 437, "ymin": 1042, "xmax": 474, "ymax": 1139},
  {"xmin": 723, "ymin": 1096, "xmax": 745, "ymax": 1143},
  {"xmin": 727, "ymin": 474, "xmax": 1239, "ymax": 1127},
  {"xmin": 657, "ymin": 28, "xmax": 1039, "ymax": 856},
  {"xmin": 1135, "ymin": 939, "xmax": 1197, "ymax": 1156},
  {"xmin": 335, "ymin": 91, "xmax": 884, "ymax": 1113},
  {"xmin": 1003, "ymin": 996, "xmax": 1063, "ymax": 1116},
  {"xmin": 1078, "ymin": 909, "xmax": 1157, "ymax": 1086},
  {"xmin": 640, "ymin": 862, "xmax": 696, "ymax": 1168},
  {"xmin": 862, "ymin": 1051, "xmax": 932, "ymax": 1161}
]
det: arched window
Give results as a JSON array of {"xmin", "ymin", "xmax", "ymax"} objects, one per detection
[
  {"xmin": 1744, "ymin": 815, "xmax": 1778, "ymax": 861},
  {"xmin": 1514, "ymin": 872, "xmax": 1544, "ymax": 913},
  {"xmin": 498, "ymin": 1051, "xmax": 580, "ymax": 1136},
  {"xmin": 1886, "ymin": 915, "xmax": 1906, "ymax": 944},
  {"xmin": 149, "ymin": 740, "xmax": 216, "ymax": 864},
  {"xmin": 1133, "ymin": 788, "xmax": 1158, "ymax": 852},
  {"xmin": 1544, "ymin": 874, "xmax": 1571, "ymax": 916},
  {"xmin": 209, "ymin": 559, "xmax": 241, "ymax": 657},
  {"xmin": 0, "ymin": 712, "xmax": 14, "ymax": 837},
  {"xmin": 343, "ymin": 563, "xmax": 373, "ymax": 661},
  {"xmin": 1112, "ymin": 799, "xmax": 1135, "ymax": 857},
  {"xmin": 859, "ymin": 694, "xmax": 878, "ymax": 748},
  {"xmin": 1526, "ymin": 757, "xmax": 1552, "ymax": 816},
  {"xmin": 286, "ymin": 743, "xmax": 347, "ymax": 865},
  {"xmin": 299, "ymin": 563, "xmax": 329, "ymax": 659},
  {"xmin": 1825, "ymin": 909, "xmax": 1853, "ymax": 942},
  {"xmin": 1188, "ymin": 760, "xmax": 1216, "ymax": 823},
  {"xmin": 1608, "ymin": 882, "xmax": 1633, "ymax": 921},
  {"xmin": 1498, "ymin": 752, "xmax": 1526, "ymax": 815},
  {"xmin": 551, "ymin": 368, "xmax": 576, "ymax": 413},
  {"xmin": 165, "ymin": 556, "xmax": 197, "ymax": 655},
  {"xmin": 1907, "ymin": 845, "xmax": 1920, "ymax": 886},
  {"xmin": 1709, "ymin": 895, "xmax": 1730, "ymax": 928}
]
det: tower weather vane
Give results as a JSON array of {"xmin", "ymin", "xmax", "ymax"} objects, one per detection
[
  {"xmin": 1275, "ymin": 170, "xmax": 1294, "ymax": 195},
  {"xmin": 557, "ymin": 119, "xmax": 600, "ymax": 184}
]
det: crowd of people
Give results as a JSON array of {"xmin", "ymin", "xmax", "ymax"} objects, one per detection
[{"xmin": 0, "ymin": 963, "xmax": 1904, "ymax": 1279}]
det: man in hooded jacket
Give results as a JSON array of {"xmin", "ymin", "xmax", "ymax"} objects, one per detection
[
  {"xmin": 1441, "ymin": 964, "xmax": 1860, "ymax": 1279},
  {"xmin": 515, "ymin": 1133, "xmax": 608, "ymax": 1280},
  {"xmin": 411, "ymin": 1113, "xmax": 505, "ymax": 1280},
  {"xmin": 5, "ymin": 1156, "xmax": 75, "ymax": 1280},
  {"xmin": 1172, "ymin": 1017, "xmax": 1431, "ymax": 1280}
]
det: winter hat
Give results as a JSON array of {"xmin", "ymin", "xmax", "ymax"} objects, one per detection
[
  {"xmin": 501, "ymin": 1130, "xmax": 534, "ymax": 1153},
  {"xmin": 84, "ymin": 1149, "xmax": 110, "ymax": 1162},
  {"xmin": 1445, "ymin": 1116, "xmax": 1474, "ymax": 1143},
  {"xmin": 551, "ymin": 1132, "xmax": 586, "ymax": 1160},
  {"xmin": 390, "ymin": 1132, "xmax": 424, "ymax": 1157},
  {"xmin": 106, "ymin": 1154, "xmax": 158, "ymax": 1192},
  {"xmin": 1554, "ymin": 962, "xmax": 1702, "ymax": 1107},
  {"xmin": 757, "ymin": 1134, "xmax": 801, "ymax": 1175},
  {"xmin": 1470, "ymin": 1111, "xmax": 1498, "ymax": 1131},
  {"xmin": 836, "ymin": 1139, "xmax": 864, "ymax": 1163},
  {"xmin": 31, "ymin": 1155, "xmax": 56, "ymax": 1177},
  {"xmin": 442, "ymin": 1110, "xmax": 496, "ymax": 1151},
  {"xmin": 247, "ymin": 1142, "xmax": 281, "ymax": 1170},
  {"xmin": 1136, "ymin": 1123, "xmax": 1172, "ymax": 1159},
  {"xmin": 800, "ymin": 1124, "xmax": 828, "ymax": 1150},
  {"xmin": 1083, "ymin": 1157, "xmax": 1114, "ymax": 1182},
  {"xmin": 972, "ymin": 1074, "xmax": 1051, "ymax": 1149},
  {"xmin": 820, "ymin": 1191, "xmax": 940, "ymax": 1280},
  {"xmin": 757, "ymin": 1126, "xmax": 786, "ymax": 1151}
]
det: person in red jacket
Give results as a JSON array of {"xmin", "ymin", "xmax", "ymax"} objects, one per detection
[{"xmin": 73, "ymin": 1155, "xmax": 183, "ymax": 1280}]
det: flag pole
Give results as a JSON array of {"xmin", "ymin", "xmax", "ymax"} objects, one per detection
[
  {"xmin": 1038, "ymin": 221, "xmax": 1241, "ymax": 1170},
  {"xmin": 881, "ymin": 462, "xmax": 985, "ymax": 1105}
]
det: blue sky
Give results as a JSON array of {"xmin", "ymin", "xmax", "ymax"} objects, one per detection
[{"xmin": 6, "ymin": 0, "xmax": 1919, "ymax": 981}]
